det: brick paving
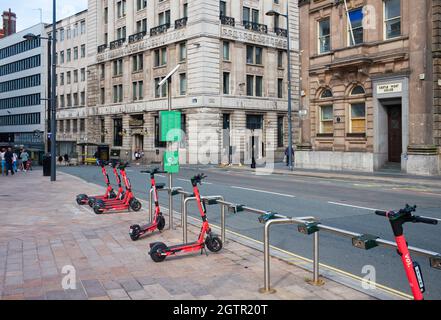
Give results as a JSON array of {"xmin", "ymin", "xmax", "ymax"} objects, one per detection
[{"xmin": 0, "ymin": 171, "xmax": 375, "ymax": 300}]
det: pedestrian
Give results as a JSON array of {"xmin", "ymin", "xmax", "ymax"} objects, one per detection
[
  {"xmin": 20, "ymin": 149, "xmax": 29, "ymax": 172},
  {"xmin": 4, "ymin": 147, "xmax": 14, "ymax": 176},
  {"xmin": 93, "ymin": 150, "xmax": 101, "ymax": 166},
  {"xmin": 17, "ymin": 149, "xmax": 23, "ymax": 172},
  {"xmin": 12, "ymin": 151, "xmax": 18, "ymax": 173},
  {"xmin": 58, "ymin": 155, "xmax": 63, "ymax": 165},
  {"xmin": 284, "ymin": 146, "xmax": 294, "ymax": 167},
  {"xmin": 64, "ymin": 153, "xmax": 69, "ymax": 166},
  {"xmin": 0, "ymin": 148, "xmax": 5, "ymax": 176}
]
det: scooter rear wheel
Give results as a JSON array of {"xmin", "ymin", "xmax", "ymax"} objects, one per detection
[
  {"xmin": 150, "ymin": 242, "xmax": 167, "ymax": 262},
  {"xmin": 130, "ymin": 199, "xmax": 142, "ymax": 212},
  {"xmin": 206, "ymin": 236, "xmax": 223, "ymax": 253},
  {"xmin": 93, "ymin": 204, "xmax": 104, "ymax": 215},
  {"xmin": 88, "ymin": 197, "xmax": 97, "ymax": 207}
]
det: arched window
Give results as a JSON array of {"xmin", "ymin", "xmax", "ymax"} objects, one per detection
[
  {"xmin": 320, "ymin": 89, "xmax": 333, "ymax": 98},
  {"xmin": 351, "ymin": 85, "xmax": 365, "ymax": 95}
]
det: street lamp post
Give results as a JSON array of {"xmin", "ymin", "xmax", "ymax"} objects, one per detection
[
  {"xmin": 267, "ymin": 4, "xmax": 294, "ymax": 171},
  {"xmin": 23, "ymin": 0, "xmax": 57, "ymax": 181}
]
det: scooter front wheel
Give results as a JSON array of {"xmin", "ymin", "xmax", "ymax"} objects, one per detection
[
  {"xmin": 150, "ymin": 242, "xmax": 167, "ymax": 262},
  {"xmin": 206, "ymin": 236, "xmax": 223, "ymax": 253},
  {"xmin": 157, "ymin": 215, "xmax": 166, "ymax": 231},
  {"xmin": 93, "ymin": 204, "xmax": 104, "ymax": 215},
  {"xmin": 129, "ymin": 225, "xmax": 141, "ymax": 241}
]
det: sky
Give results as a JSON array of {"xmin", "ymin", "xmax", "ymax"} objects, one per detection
[{"xmin": 1, "ymin": 0, "xmax": 88, "ymax": 32}]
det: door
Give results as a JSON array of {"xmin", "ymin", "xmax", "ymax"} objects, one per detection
[{"xmin": 387, "ymin": 105, "xmax": 402, "ymax": 163}]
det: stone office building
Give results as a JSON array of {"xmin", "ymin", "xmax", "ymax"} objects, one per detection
[
  {"xmin": 82, "ymin": 0, "xmax": 299, "ymax": 164},
  {"xmin": 298, "ymin": 0, "xmax": 440, "ymax": 175},
  {"xmin": 49, "ymin": 10, "xmax": 92, "ymax": 163}
]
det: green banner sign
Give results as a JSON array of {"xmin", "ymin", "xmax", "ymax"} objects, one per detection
[
  {"xmin": 160, "ymin": 111, "xmax": 182, "ymax": 142},
  {"xmin": 164, "ymin": 151, "xmax": 179, "ymax": 173}
]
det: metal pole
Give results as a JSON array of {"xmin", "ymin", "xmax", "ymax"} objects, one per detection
[
  {"xmin": 263, "ymin": 221, "xmax": 271, "ymax": 292},
  {"xmin": 46, "ymin": 38, "xmax": 51, "ymax": 154},
  {"xmin": 50, "ymin": 0, "xmax": 57, "ymax": 181},
  {"xmin": 313, "ymin": 231, "xmax": 320, "ymax": 284},
  {"xmin": 167, "ymin": 78, "xmax": 174, "ymax": 230},
  {"xmin": 183, "ymin": 197, "xmax": 194, "ymax": 243},
  {"xmin": 221, "ymin": 200, "xmax": 225, "ymax": 242},
  {"xmin": 285, "ymin": 3, "xmax": 293, "ymax": 171}
]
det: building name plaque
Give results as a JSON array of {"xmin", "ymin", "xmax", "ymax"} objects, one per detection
[{"xmin": 377, "ymin": 83, "xmax": 402, "ymax": 94}]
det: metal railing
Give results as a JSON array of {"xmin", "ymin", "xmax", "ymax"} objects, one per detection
[
  {"xmin": 220, "ymin": 15, "xmax": 235, "ymax": 27},
  {"xmin": 109, "ymin": 38, "xmax": 125, "ymax": 50},
  {"xmin": 128, "ymin": 31, "xmax": 146, "ymax": 43},
  {"xmin": 97, "ymin": 44, "xmax": 107, "ymax": 53},
  {"xmin": 143, "ymin": 181, "xmax": 441, "ymax": 296},
  {"xmin": 275, "ymin": 27, "xmax": 288, "ymax": 37},
  {"xmin": 150, "ymin": 23, "xmax": 170, "ymax": 36},
  {"xmin": 175, "ymin": 17, "xmax": 188, "ymax": 30},
  {"xmin": 243, "ymin": 21, "xmax": 268, "ymax": 34}
]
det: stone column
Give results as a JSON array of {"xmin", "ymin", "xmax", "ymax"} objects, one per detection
[
  {"xmin": 231, "ymin": 110, "xmax": 246, "ymax": 164},
  {"xmin": 143, "ymin": 112, "xmax": 156, "ymax": 163},
  {"xmin": 122, "ymin": 114, "xmax": 132, "ymax": 161}
]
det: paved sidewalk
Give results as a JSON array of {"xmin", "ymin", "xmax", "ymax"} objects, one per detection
[
  {"xmin": 0, "ymin": 171, "xmax": 374, "ymax": 300},
  {"xmin": 216, "ymin": 163, "xmax": 441, "ymax": 189}
]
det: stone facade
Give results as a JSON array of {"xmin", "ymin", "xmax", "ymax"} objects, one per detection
[
  {"xmin": 47, "ymin": 10, "xmax": 92, "ymax": 163},
  {"xmin": 298, "ymin": 0, "xmax": 440, "ymax": 175},
  {"xmin": 73, "ymin": 0, "xmax": 300, "ymax": 164}
]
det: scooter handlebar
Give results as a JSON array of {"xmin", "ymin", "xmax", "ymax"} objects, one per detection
[
  {"xmin": 375, "ymin": 210, "xmax": 387, "ymax": 217},
  {"xmin": 414, "ymin": 216, "xmax": 439, "ymax": 225}
]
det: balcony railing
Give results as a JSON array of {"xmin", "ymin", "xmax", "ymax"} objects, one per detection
[
  {"xmin": 129, "ymin": 31, "xmax": 146, "ymax": 43},
  {"xmin": 175, "ymin": 17, "xmax": 188, "ymax": 30},
  {"xmin": 97, "ymin": 44, "xmax": 107, "ymax": 53},
  {"xmin": 243, "ymin": 21, "xmax": 268, "ymax": 34},
  {"xmin": 275, "ymin": 27, "xmax": 288, "ymax": 37},
  {"xmin": 150, "ymin": 23, "xmax": 170, "ymax": 36},
  {"xmin": 220, "ymin": 15, "xmax": 235, "ymax": 27},
  {"xmin": 109, "ymin": 38, "xmax": 126, "ymax": 50}
]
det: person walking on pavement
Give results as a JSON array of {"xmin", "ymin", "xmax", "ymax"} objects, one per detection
[
  {"xmin": 94, "ymin": 150, "xmax": 100, "ymax": 166},
  {"xmin": 0, "ymin": 148, "xmax": 5, "ymax": 176},
  {"xmin": 284, "ymin": 146, "xmax": 294, "ymax": 167},
  {"xmin": 20, "ymin": 149, "xmax": 30, "ymax": 172},
  {"xmin": 12, "ymin": 151, "xmax": 18, "ymax": 173},
  {"xmin": 4, "ymin": 147, "xmax": 14, "ymax": 176}
]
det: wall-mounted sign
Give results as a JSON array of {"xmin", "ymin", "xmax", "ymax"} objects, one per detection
[{"xmin": 377, "ymin": 83, "xmax": 402, "ymax": 94}]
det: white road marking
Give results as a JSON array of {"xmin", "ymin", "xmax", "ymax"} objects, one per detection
[
  {"xmin": 328, "ymin": 201, "xmax": 379, "ymax": 211},
  {"xmin": 156, "ymin": 174, "xmax": 166, "ymax": 178},
  {"xmin": 230, "ymin": 186, "xmax": 296, "ymax": 198},
  {"xmin": 177, "ymin": 177, "xmax": 212, "ymax": 185}
]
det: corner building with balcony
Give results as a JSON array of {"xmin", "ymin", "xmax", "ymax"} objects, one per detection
[
  {"xmin": 298, "ymin": 0, "xmax": 440, "ymax": 175},
  {"xmin": 84, "ymin": 0, "xmax": 300, "ymax": 164}
]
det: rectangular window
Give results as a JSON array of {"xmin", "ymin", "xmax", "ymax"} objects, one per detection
[
  {"xmin": 81, "ymin": 68, "xmax": 86, "ymax": 82},
  {"xmin": 80, "ymin": 91, "xmax": 85, "ymax": 106},
  {"xmin": 277, "ymin": 116, "xmax": 284, "ymax": 147},
  {"xmin": 350, "ymin": 103, "xmax": 366, "ymax": 133},
  {"xmin": 61, "ymin": 72, "xmax": 65, "ymax": 85},
  {"xmin": 243, "ymin": 7, "xmax": 250, "ymax": 22},
  {"xmin": 320, "ymin": 105, "xmax": 333, "ymax": 134},
  {"xmin": 66, "ymin": 49, "xmax": 71, "ymax": 62},
  {"xmin": 255, "ymin": 76, "xmax": 263, "ymax": 97},
  {"xmin": 318, "ymin": 18, "xmax": 331, "ymax": 54},
  {"xmin": 113, "ymin": 118, "xmax": 123, "ymax": 147},
  {"xmin": 81, "ymin": 44, "xmax": 86, "ymax": 58},
  {"xmin": 384, "ymin": 0, "xmax": 401, "ymax": 39},
  {"xmin": 246, "ymin": 45, "xmax": 254, "ymax": 64},
  {"xmin": 132, "ymin": 54, "xmax": 143, "ymax": 72},
  {"xmin": 246, "ymin": 45, "xmax": 263, "ymax": 65},
  {"xmin": 223, "ymin": 41, "xmax": 230, "ymax": 61},
  {"xmin": 100, "ymin": 88, "xmax": 105, "ymax": 104},
  {"xmin": 113, "ymin": 84, "xmax": 123, "ymax": 102},
  {"xmin": 348, "ymin": 8, "xmax": 364, "ymax": 46},
  {"xmin": 220, "ymin": 1, "xmax": 227, "ymax": 16},
  {"xmin": 246, "ymin": 75, "xmax": 254, "ymax": 96},
  {"xmin": 136, "ymin": 0, "xmax": 147, "ymax": 11},
  {"xmin": 154, "ymin": 47, "xmax": 167, "ymax": 67},
  {"xmin": 73, "ymin": 93, "xmax": 79, "ymax": 106},
  {"xmin": 60, "ymin": 51, "xmax": 64, "ymax": 64},
  {"xmin": 277, "ymin": 50, "xmax": 283, "ymax": 68},
  {"xmin": 73, "ymin": 47, "xmax": 79, "ymax": 60},
  {"xmin": 179, "ymin": 42, "xmax": 187, "ymax": 61},
  {"xmin": 277, "ymin": 78, "xmax": 283, "ymax": 98},
  {"xmin": 80, "ymin": 119, "xmax": 85, "ymax": 132},
  {"xmin": 223, "ymin": 72, "xmax": 230, "ymax": 95},
  {"xmin": 100, "ymin": 64, "xmax": 105, "ymax": 79},
  {"xmin": 113, "ymin": 59, "xmax": 123, "ymax": 76},
  {"xmin": 132, "ymin": 81, "xmax": 143, "ymax": 100},
  {"xmin": 74, "ymin": 70, "xmax": 78, "ymax": 83},
  {"xmin": 80, "ymin": 21, "xmax": 86, "ymax": 34},
  {"xmin": 67, "ymin": 71, "xmax": 71, "ymax": 84},
  {"xmin": 154, "ymin": 77, "xmax": 167, "ymax": 98},
  {"xmin": 179, "ymin": 73, "xmax": 187, "ymax": 95}
]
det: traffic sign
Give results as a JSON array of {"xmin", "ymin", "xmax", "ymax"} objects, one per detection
[
  {"xmin": 164, "ymin": 151, "xmax": 179, "ymax": 173},
  {"xmin": 160, "ymin": 111, "xmax": 181, "ymax": 142}
]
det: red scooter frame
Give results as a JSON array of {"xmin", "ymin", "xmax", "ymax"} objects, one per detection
[
  {"xmin": 149, "ymin": 173, "xmax": 222, "ymax": 262},
  {"xmin": 376, "ymin": 205, "xmax": 438, "ymax": 300},
  {"xmin": 129, "ymin": 168, "xmax": 167, "ymax": 241},
  {"xmin": 76, "ymin": 161, "xmax": 117, "ymax": 205},
  {"xmin": 88, "ymin": 162, "xmax": 125, "ymax": 207},
  {"xmin": 93, "ymin": 163, "xmax": 141, "ymax": 214}
]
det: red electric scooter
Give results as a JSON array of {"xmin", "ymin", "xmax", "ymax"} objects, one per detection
[
  {"xmin": 129, "ymin": 168, "xmax": 167, "ymax": 241},
  {"xmin": 149, "ymin": 173, "xmax": 222, "ymax": 262},
  {"xmin": 375, "ymin": 204, "xmax": 438, "ymax": 300},
  {"xmin": 93, "ymin": 163, "xmax": 142, "ymax": 214},
  {"xmin": 76, "ymin": 160, "xmax": 117, "ymax": 205},
  {"xmin": 88, "ymin": 161, "xmax": 125, "ymax": 207}
]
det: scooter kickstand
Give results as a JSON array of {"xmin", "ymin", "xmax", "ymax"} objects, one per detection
[{"xmin": 201, "ymin": 247, "xmax": 208, "ymax": 256}]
